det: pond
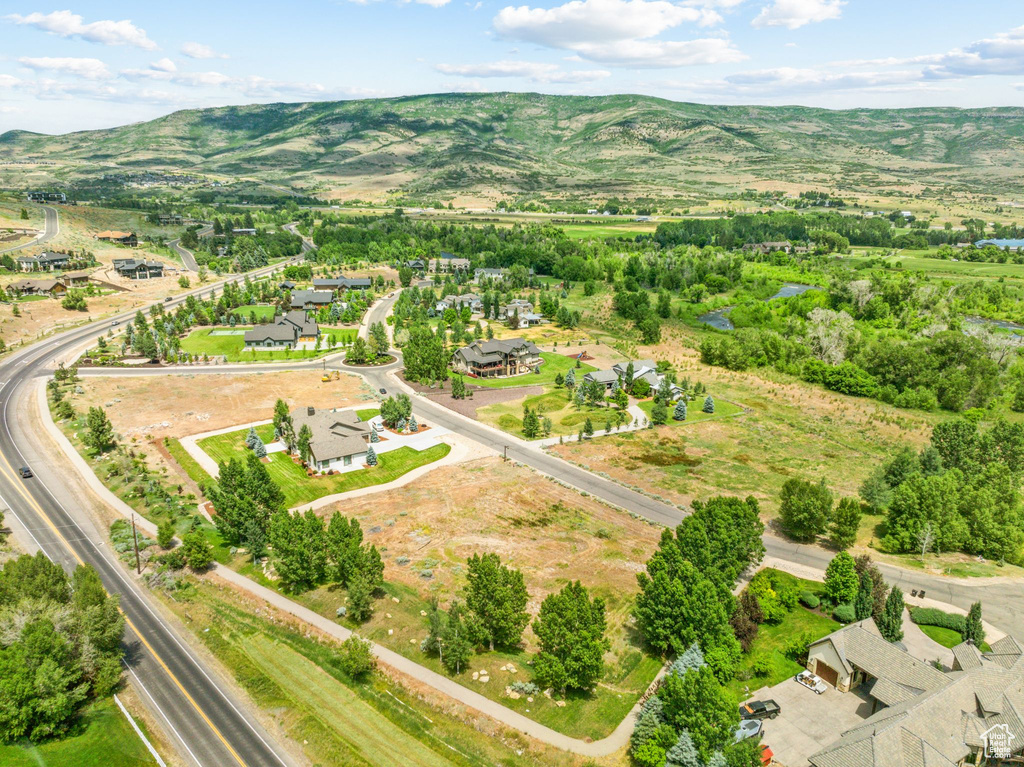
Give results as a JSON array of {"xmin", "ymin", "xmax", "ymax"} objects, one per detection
[
  {"xmin": 965, "ymin": 316, "xmax": 1024, "ymax": 333},
  {"xmin": 698, "ymin": 284, "xmax": 820, "ymax": 331}
]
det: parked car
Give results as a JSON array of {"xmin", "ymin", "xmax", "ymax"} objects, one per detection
[
  {"xmin": 111, "ymin": 320, "xmax": 120, "ymax": 326},
  {"xmin": 740, "ymin": 700, "xmax": 780, "ymax": 720},
  {"xmin": 796, "ymin": 670, "xmax": 828, "ymax": 694},
  {"xmin": 379, "ymin": 388, "xmax": 387, "ymax": 394},
  {"xmin": 18, "ymin": 467, "xmax": 33, "ymax": 479},
  {"xmin": 734, "ymin": 719, "xmax": 763, "ymax": 742}
]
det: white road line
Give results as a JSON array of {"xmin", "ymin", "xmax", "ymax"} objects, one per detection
[{"xmin": 115, "ymin": 693, "xmax": 169, "ymax": 767}]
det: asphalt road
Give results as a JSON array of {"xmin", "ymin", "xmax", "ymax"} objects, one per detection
[
  {"xmin": 0, "ymin": 257, "xmax": 301, "ymax": 767},
  {"xmin": 0, "ymin": 204, "xmax": 60, "ymax": 254},
  {"xmin": 168, "ymin": 225, "xmax": 213, "ymax": 272}
]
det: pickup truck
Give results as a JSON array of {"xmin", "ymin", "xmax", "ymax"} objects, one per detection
[{"xmin": 740, "ymin": 699, "xmax": 781, "ymax": 720}]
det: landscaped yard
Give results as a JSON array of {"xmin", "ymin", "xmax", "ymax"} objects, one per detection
[
  {"xmin": 0, "ymin": 698, "xmax": 157, "ymax": 767},
  {"xmin": 463, "ymin": 352, "xmax": 596, "ymax": 389},
  {"xmin": 181, "ymin": 327, "xmax": 357, "ymax": 362},
  {"xmin": 476, "ymin": 387, "xmax": 622, "ymax": 439},
  {"xmin": 197, "ymin": 423, "xmax": 450, "ymax": 507},
  {"xmin": 231, "ymin": 304, "xmax": 277, "ymax": 321},
  {"xmin": 637, "ymin": 396, "xmax": 744, "ymax": 424}
]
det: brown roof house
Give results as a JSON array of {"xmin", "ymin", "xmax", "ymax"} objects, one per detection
[
  {"xmin": 808, "ymin": 621, "xmax": 1024, "ymax": 767},
  {"xmin": 96, "ymin": 231, "xmax": 138, "ymax": 247},
  {"xmin": 8, "ymin": 278, "xmax": 66, "ymax": 296},
  {"xmin": 289, "ymin": 406, "xmax": 372, "ymax": 472}
]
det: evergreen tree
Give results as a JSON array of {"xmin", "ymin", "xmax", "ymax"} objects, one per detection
[
  {"xmin": 651, "ymin": 401, "xmax": 668, "ymax": 425},
  {"xmin": 181, "ymin": 530, "xmax": 213, "ymax": 571},
  {"xmin": 409, "ymin": 415, "xmax": 418, "ymax": 432},
  {"xmin": 673, "ymin": 400, "xmax": 687, "ymax": 421},
  {"xmin": 269, "ymin": 509, "xmax": 326, "ymax": 591},
  {"xmin": 326, "ymin": 513, "xmax": 363, "ymax": 585},
  {"xmin": 564, "ymin": 367, "xmax": 576, "ymax": 389},
  {"xmin": 297, "ymin": 424, "xmax": 313, "ymax": 464},
  {"xmin": 84, "ymin": 407, "xmax": 115, "ymax": 454},
  {"xmin": 439, "ymin": 600, "xmax": 476, "ymax": 674},
  {"xmin": 702, "ymin": 395, "xmax": 715, "ymax": 414},
  {"xmin": 665, "ymin": 729, "xmax": 701, "ymax": 767},
  {"xmin": 522, "ymin": 406, "xmax": 540, "ymax": 438},
  {"xmin": 366, "ymin": 444, "xmax": 377, "ymax": 466},
  {"xmin": 245, "ymin": 426, "xmax": 260, "ymax": 450},
  {"xmin": 854, "ymin": 571, "xmax": 874, "ymax": 621},
  {"xmin": 370, "ymin": 423, "xmax": 380, "ymax": 443},
  {"xmin": 347, "ymin": 567, "xmax": 374, "ymax": 621},
  {"xmin": 876, "ymin": 586, "xmax": 905, "ymax": 642},
  {"xmin": 964, "ymin": 601, "xmax": 985, "ymax": 646},
  {"xmin": 253, "ymin": 440, "xmax": 267, "ymax": 459}
]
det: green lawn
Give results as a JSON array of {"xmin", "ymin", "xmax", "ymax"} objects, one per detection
[
  {"xmin": 197, "ymin": 424, "xmax": 449, "ymax": 507},
  {"xmin": 477, "ymin": 387, "xmax": 620, "ymax": 439},
  {"xmin": 181, "ymin": 327, "xmax": 356, "ymax": 362},
  {"xmin": 231, "ymin": 304, "xmax": 277, "ymax": 321},
  {"xmin": 726, "ymin": 606, "xmax": 840, "ymax": 702},
  {"xmin": 0, "ymin": 698, "xmax": 157, "ymax": 767},
  {"xmin": 637, "ymin": 397, "xmax": 744, "ymax": 425},
  {"xmin": 462, "ymin": 352, "xmax": 596, "ymax": 389},
  {"xmin": 914, "ymin": 623, "xmax": 992, "ymax": 652},
  {"xmin": 165, "ymin": 436, "xmax": 213, "ymax": 485},
  {"xmin": 355, "ymin": 408, "xmax": 380, "ymax": 421}
]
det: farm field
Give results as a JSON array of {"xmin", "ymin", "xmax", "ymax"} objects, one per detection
[
  {"xmin": 232, "ymin": 457, "xmax": 665, "ymax": 740},
  {"xmin": 197, "ymin": 423, "xmax": 450, "ymax": 507}
]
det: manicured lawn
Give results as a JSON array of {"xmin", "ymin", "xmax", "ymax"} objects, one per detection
[
  {"xmin": 726, "ymin": 606, "xmax": 839, "ymax": 702},
  {"xmin": 231, "ymin": 304, "xmax": 277, "ymax": 321},
  {"xmin": 0, "ymin": 698, "xmax": 157, "ymax": 767},
  {"xmin": 477, "ymin": 387, "xmax": 621, "ymax": 439},
  {"xmin": 462, "ymin": 352, "xmax": 596, "ymax": 389},
  {"xmin": 915, "ymin": 623, "xmax": 992, "ymax": 652},
  {"xmin": 165, "ymin": 436, "xmax": 213, "ymax": 484},
  {"xmin": 355, "ymin": 407, "xmax": 380, "ymax": 421},
  {"xmin": 181, "ymin": 327, "xmax": 356, "ymax": 363},
  {"xmin": 637, "ymin": 397, "xmax": 744, "ymax": 424},
  {"xmin": 197, "ymin": 424, "xmax": 450, "ymax": 507}
]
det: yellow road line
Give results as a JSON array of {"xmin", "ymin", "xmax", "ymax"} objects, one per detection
[{"xmin": 0, "ymin": 432, "xmax": 247, "ymax": 767}]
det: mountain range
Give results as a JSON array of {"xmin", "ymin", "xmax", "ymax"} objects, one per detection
[{"xmin": 3, "ymin": 92, "xmax": 1024, "ymax": 203}]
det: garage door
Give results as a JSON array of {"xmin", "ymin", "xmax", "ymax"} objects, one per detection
[{"xmin": 816, "ymin": 662, "xmax": 839, "ymax": 688}]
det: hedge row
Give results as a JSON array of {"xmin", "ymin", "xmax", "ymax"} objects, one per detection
[{"xmin": 909, "ymin": 606, "xmax": 966, "ymax": 634}]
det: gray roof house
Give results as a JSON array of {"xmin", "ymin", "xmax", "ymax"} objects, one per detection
[
  {"xmin": 289, "ymin": 406, "xmax": 372, "ymax": 470},
  {"xmin": 451, "ymin": 338, "xmax": 541, "ymax": 378},
  {"xmin": 17, "ymin": 251, "xmax": 70, "ymax": 272},
  {"xmin": 290, "ymin": 289, "xmax": 333, "ymax": 310},
  {"xmin": 583, "ymin": 369, "xmax": 620, "ymax": 388},
  {"xmin": 243, "ymin": 311, "xmax": 320, "ymax": 348},
  {"xmin": 113, "ymin": 258, "xmax": 164, "ymax": 279},
  {"xmin": 808, "ymin": 622, "xmax": 1024, "ymax": 767},
  {"xmin": 313, "ymin": 276, "xmax": 373, "ymax": 291},
  {"xmin": 474, "ymin": 267, "xmax": 506, "ymax": 283}
]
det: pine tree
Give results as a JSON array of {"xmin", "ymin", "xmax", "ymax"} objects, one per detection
[
  {"xmin": 673, "ymin": 400, "xmax": 687, "ymax": 421},
  {"xmin": 84, "ymin": 407, "xmax": 115, "ymax": 454},
  {"xmin": 297, "ymin": 424, "xmax": 313, "ymax": 464},
  {"xmin": 366, "ymin": 445, "xmax": 377, "ymax": 466},
  {"xmin": 964, "ymin": 601, "xmax": 985, "ymax": 646},
  {"xmin": 703, "ymin": 395, "xmax": 715, "ymax": 414},
  {"xmin": 246, "ymin": 426, "xmax": 260, "ymax": 450},
  {"xmin": 564, "ymin": 367, "xmax": 576, "ymax": 389},
  {"xmin": 876, "ymin": 586, "xmax": 905, "ymax": 642},
  {"xmin": 665, "ymin": 730, "xmax": 701, "ymax": 767},
  {"xmin": 854, "ymin": 571, "xmax": 873, "ymax": 621},
  {"xmin": 409, "ymin": 415, "xmax": 418, "ymax": 432},
  {"xmin": 253, "ymin": 440, "xmax": 267, "ymax": 459}
]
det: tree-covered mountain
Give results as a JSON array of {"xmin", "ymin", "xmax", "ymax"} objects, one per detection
[{"xmin": 3, "ymin": 92, "xmax": 1023, "ymax": 201}]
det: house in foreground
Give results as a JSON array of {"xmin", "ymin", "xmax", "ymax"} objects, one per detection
[
  {"xmin": 243, "ymin": 311, "xmax": 320, "ymax": 349},
  {"xmin": 95, "ymin": 230, "xmax": 138, "ymax": 247},
  {"xmin": 113, "ymin": 258, "xmax": 164, "ymax": 280},
  {"xmin": 288, "ymin": 406, "xmax": 372, "ymax": 471},
  {"xmin": 451, "ymin": 338, "xmax": 542, "ymax": 378},
  {"xmin": 808, "ymin": 620, "xmax": 1024, "ymax": 766},
  {"xmin": 8, "ymin": 278, "xmax": 67, "ymax": 297}
]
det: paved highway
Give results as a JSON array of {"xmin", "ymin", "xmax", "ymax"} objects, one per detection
[
  {"xmin": 0, "ymin": 204, "xmax": 60, "ymax": 254},
  {"xmin": 0, "ymin": 256, "xmax": 302, "ymax": 766}
]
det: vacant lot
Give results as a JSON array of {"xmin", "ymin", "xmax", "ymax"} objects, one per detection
[
  {"xmin": 70, "ymin": 371, "xmax": 375, "ymax": 440},
  {"xmin": 237, "ymin": 457, "xmax": 665, "ymax": 739},
  {"xmin": 476, "ymin": 387, "xmax": 618, "ymax": 439}
]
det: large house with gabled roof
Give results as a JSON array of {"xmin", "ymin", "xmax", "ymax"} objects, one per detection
[
  {"xmin": 243, "ymin": 311, "xmax": 320, "ymax": 349},
  {"xmin": 288, "ymin": 406, "xmax": 372, "ymax": 471},
  {"xmin": 451, "ymin": 338, "xmax": 541, "ymax": 378}
]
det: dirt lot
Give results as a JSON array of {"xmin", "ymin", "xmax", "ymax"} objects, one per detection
[
  {"xmin": 322, "ymin": 456, "xmax": 659, "ymax": 616},
  {"xmin": 408, "ymin": 378, "xmax": 546, "ymax": 418},
  {"xmin": 70, "ymin": 370, "xmax": 378, "ymax": 440}
]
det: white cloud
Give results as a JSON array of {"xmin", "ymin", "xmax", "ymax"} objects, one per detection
[
  {"xmin": 492, "ymin": 0, "xmax": 741, "ymax": 68},
  {"xmin": 924, "ymin": 26, "xmax": 1024, "ymax": 79},
  {"xmin": 150, "ymin": 58, "xmax": 177, "ymax": 73},
  {"xmin": 0, "ymin": 74, "xmax": 21, "ymax": 88},
  {"xmin": 6, "ymin": 10, "xmax": 156, "ymax": 49},
  {"xmin": 121, "ymin": 65, "xmax": 233, "ymax": 88},
  {"xmin": 436, "ymin": 60, "xmax": 611, "ymax": 82},
  {"xmin": 751, "ymin": 0, "xmax": 843, "ymax": 29},
  {"xmin": 180, "ymin": 42, "xmax": 228, "ymax": 60},
  {"xmin": 724, "ymin": 66, "xmax": 915, "ymax": 92},
  {"xmin": 18, "ymin": 56, "xmax": 111, "ymax": 80}
]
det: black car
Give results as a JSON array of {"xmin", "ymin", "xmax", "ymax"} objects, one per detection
[
  {"xmin": 379, "ymin": 388, "xmax": 387, "ymax": 395},
  {"xmin": 739, "ymin": 699, "xmax": 780, "ymax": 721},
  {"xmin": 18, "ymin": 467, "xmax": 33, "ymax": 479}
]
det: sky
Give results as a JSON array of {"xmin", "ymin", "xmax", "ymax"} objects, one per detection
[{"xmin": 1, "ymin": 2, "xmax": 1024, "ymax": 134}]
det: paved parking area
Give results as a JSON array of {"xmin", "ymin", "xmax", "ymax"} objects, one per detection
[{"xmin": 744, "ymin": 678, "xmax": 874, "ymax": 766}]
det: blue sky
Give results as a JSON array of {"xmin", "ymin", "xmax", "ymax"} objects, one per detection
[{"xmin": 1, "ymin": 2, "xmax": 1023, "ymax": 134}]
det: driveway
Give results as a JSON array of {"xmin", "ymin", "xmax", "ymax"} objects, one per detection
[{"xmin": 744, "ymin": 678, "xmax": 874, "ymax": 767}]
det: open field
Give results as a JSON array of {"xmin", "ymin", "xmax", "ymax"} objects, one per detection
[
  {"xmin": 162, "ymin": 576, "xmax": 579, "ymax": 767},
  {"xmin": 70, "ymin": 370, "xmax": 375, "ymax": 440},
  {"xmin": 0, "ymin": 698, "xmax": 157, "ymax": 767},
  {"xmin": 844, "ymin": 251, "xmax": 1024, "ymax": 282},
  {"xmin": 198, "ymin": 424, "xmax": 451, "ymax": 507},
  {"xmin": 233, "ymin": 457, "xmax": 664, "ymax": 740},
  {"xmin": 476, "ymin": 387, "xmax": 619, "ymax": 439},
  {"xmin": 180, "ymin": 326, "xmax": 357, "ymax": 362},
  {"xmin": 636, "ymin": 396, "xmax": 744, "ymax": 425},
  {"xmin": 463, "ymin": 352, "xmax": 596, "ymax": 389}
]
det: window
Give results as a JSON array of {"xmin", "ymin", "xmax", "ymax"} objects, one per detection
[{"xmin": 343, "ymin": 455, "xmax": 352, "ymax": 466}]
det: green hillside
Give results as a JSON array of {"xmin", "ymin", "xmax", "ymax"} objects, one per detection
[{"xmin": 3, "ymin": 92, "xmax": 1024, "ymax": 200}]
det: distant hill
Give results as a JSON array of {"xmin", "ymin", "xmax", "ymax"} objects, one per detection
[{"xmin": 3, "ymin": 93, "xmax": 1024, "ymax": 202}]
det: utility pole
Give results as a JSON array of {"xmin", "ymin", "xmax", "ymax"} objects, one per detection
[
  {"xmin": 503, "ymin": 445, "xmax": 509, "ymax": 462},
  {"xmin": 131, "ymin": 514, "xmax": 141, "ymax": 575}
]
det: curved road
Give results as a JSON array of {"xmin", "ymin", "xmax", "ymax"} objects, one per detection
[
  {"xmin": 0, "ymin": 256, "xmax": 304, "ymax": 766},
  {"xmin": 168, "ymin": 224, "xmax": 213, "ymax": 272},
  {"xmin": 0, "ymin": 204, "xmax": 60, "ymax": 254}
]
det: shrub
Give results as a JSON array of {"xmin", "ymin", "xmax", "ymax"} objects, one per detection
[
  {"xmin": 909, "ymin": 607, "xmax": 966, "ymax": 634},
  {"xmin": 832, "ymin": 603, "xmax": 856, "ymax": 623},
  {"xmin": 799, "ymin": 591, "xmax": 820, "ymax": 609},
  {"xmin": 339, "ymin": 636, "xmax": 375, "ymax": 679},
  {"xmin": 751, "ymin": 654, "xmax": 773, "ymax": 677},
  {"xmin": 509, "ymin": 681, "xmax": 540, "ymax": 695}
]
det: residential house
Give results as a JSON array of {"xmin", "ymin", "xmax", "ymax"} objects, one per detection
[
  {"xmin": 584, "ymin": 358, "xmax": 682, "ymax": 398},
  {"xmin": 405, "ymin": 259, "xmax": 426, "ymax": 271},
  {"xmin": 63, "ymin": 270, "xmax": 92, "ymax": 287},
  {"xmin": 232, "ymin": 228, "xmax": 257, "ymax": 235},
  {"xmin": 474, "ymin": 267, "xmax": 505, "ymax": 283},
  {"xmin": 8, "ymin": 278, "xmax": 66, "ymax": 297},
  {"xmin": 451, "ymin": 338, "xmax": 542, "ymax": 378},
  {"xmin": 436, "ymin": 293, "xmax": 482, "ymax": 314},
  {"xmin": 243, "ymin": 311, "xmax": 320, "ymax": 348},
  {"xmin": 808, "ymin": 621, "xmax": 1024, "ymax": 767},
  {"xmin": 279, "ymin": 280, "xmax": 296, "ymax": 291},
  {"xmin": 742, "ymin": 241, "xmax": 792, "ymax": 255},
  {"xmin": 113, "ymin": 258, "xmax": 164, "ymax": 280},
  {"xmin": 429, "ymin": 256, "xmax": 470, "ymax": 273},
  {"xmin": 313, "ymin": 276, "xmax": 373, "ymax": 292},
  {"xmin": 27, "ymin": 191, "xmax": 66, "ymax": 203},
  {"xmin": 95, "ymin": 231, "xmax": 138, "ymax": 247},
  {"xmin": 289, "ymin": 406, "xmax": 372, "ymax": 471},
  {"xmin": 290, "ymin": 289, "xmax": 333, "ymax": 310},
  {"xmin": 16, "ymin": 251, "xmax": 70, "ymax": 272},
  {"xmin": 158, "ymin": 214, "xmax": 184, "ymax": 225},
  {"xmin": 498, "ymin": 299, "xmax": 534, "ymax": 320}
]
